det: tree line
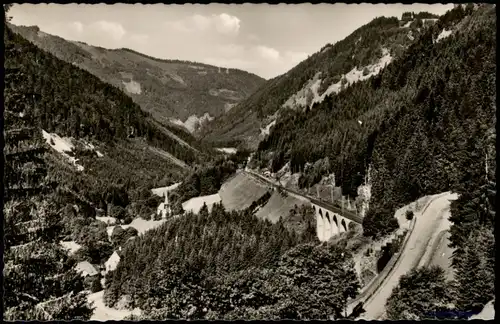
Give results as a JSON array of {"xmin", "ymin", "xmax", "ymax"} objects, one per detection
[
  {"xmin": 104, "ymin": 202, "xmax": 361, "ymax": 319},
  {"xmin": 4, "ymin": 10, "xmax": 94, "ymax": 317}
]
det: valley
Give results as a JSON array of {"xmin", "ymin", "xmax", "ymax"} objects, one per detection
[
  {"xmin": 8, "ymin": 23, "xmax": 266, "ymax": 128},
  {"xmin": 3, "ymin": 3, "xmax": 495, "ymax": 321}
]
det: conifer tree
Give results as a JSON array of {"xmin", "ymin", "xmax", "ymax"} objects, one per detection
[{"xmin": 3, "ymin": 21, "xmax": 93, "ymax": 320}]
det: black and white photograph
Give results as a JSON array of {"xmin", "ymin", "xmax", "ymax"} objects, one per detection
[{"xmin": 2, "ymin": 2, "xmax": 495, "ymax": 321}]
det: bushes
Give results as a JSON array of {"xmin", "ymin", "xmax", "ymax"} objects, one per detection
[
  {"xmin": 110, "ymin": 226, "xmax": 137, "ymax": 249},
  {"xmin": 405, "ymin": 210, "xmax": 414, "ymax": 220},
  {"xmin": 122, "ymin": 215, "xmax": 133, "ymax": 225},
  {"xmin": 109, "ymin": 205, "xmax": 126, "ymax": 220},
  {"xmin": 73, "ymin": 220, "xmax": 108, "ymax": 246},
  {"xmin": 74, "ymin": 240, "xmax": 113, "ymax": 265},
  {"xmin": 386, "ymin": 266, "xmax": 456, "ymax": 320},
  {"xmin": 90, "ymin": 275, "xmax": 103, "ymax": 293},
  {"xmin": 136, "ymin": 242, "xmax": 360, "ymax": 320},
  {"xmin": 247, "ymin": 191, "xmax": 272, "ymax": 213},
  {"xmin": 362, "ymin": 208, "xmax": 399, "ymax": 239}
]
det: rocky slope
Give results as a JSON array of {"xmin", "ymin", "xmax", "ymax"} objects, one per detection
[
  {"xmin": 201, "ymin": 13, "xmax": 439, "ymax": 148},
  {"xmin": 252, "ymin": 4, "xmax": 496, "ymax": 239}
]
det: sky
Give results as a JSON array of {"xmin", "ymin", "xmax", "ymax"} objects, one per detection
[{"xmin": 10, "ymin": 3, "xmax": 454, "ymax": 79}]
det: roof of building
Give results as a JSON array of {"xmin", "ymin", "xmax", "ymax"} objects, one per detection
[
  {"xmin": 105, "ymin": 251, "xmax": 121, "ymax": 273},
  {"xmin": 75, "ymin": 261, "xmax": 99, "ymax": 276}
]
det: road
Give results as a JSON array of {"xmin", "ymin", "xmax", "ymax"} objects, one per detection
[
  {"xmin": 244, "ymin": 169, "xmax": 362, "ymax": 223},
  {"xmin": 358, "ymin": 192, "xmax": 458, "ymax": 320},
  {"xmin": 426, "ymin": 230, "xmax": 455, "ymax": 281}
]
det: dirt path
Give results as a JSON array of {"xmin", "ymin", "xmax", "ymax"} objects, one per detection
[{"xmin": 359, "ymin": 192, "xmax": 458, "ymax": 320}]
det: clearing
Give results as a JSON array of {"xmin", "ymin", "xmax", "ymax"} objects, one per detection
[
  {"xmin": 87, "ymin": 291, "xmax": 141, "ymax": 321},
  {"xmin": 219, "ymin": 171, "xmax": 270, "ymax": 211}
]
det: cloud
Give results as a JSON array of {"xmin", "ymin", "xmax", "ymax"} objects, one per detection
[
  {"xmin": 247, "ymin": 33, "xmax": 260, "ymax": 42},
  {"xmin": 213, "ymin": 13, "xmax": 240, "ymax": 35},
  {"xmin": 166, "ymin": 20, "xmax": 192, "ymax": 33},
  {"xmin": 71, "ymin": 21, "xmax": 83, "ymax": 33},
  {"xmin": 255, "ymin": 45, "xmax": 280, "ymax": 61},
  {"xmin": 60, "ymin": 20, "xmax": 128, "ymax": 46},
  {"xmin": 192, "ymin": 14, "xmax": 211, "ymax": 31},
  {"xmin": 165, "ymin": 13, "xmax": 240, "ymax": 36},
  {"xmin": 91, "ymin": 21, "xmax": 126, "ymax": 41}
]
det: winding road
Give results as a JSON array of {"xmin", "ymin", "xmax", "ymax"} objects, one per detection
[
  {"xmin": 358, "ymin": 192, "xmax": 458, "ymax": 320},
  {"xmin": 245, "ymin": 169, "xmax": 460, "ymax": 320}
]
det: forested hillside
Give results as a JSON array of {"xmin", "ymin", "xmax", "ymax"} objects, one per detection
[
  {"xmin": 4, "ymin": 3, "xmax": 495, "ymax": 320},
  {"xmin": 9, "ymin": 23, "xmax": 265, "ymax": 128},
  {"xmin": 4, "ymin": 24, "xmax": 93, "ymax": 319},
  {"xmin": 253, "ymin": 4, "xmax": 495, "ymax": 239},
  {"xmin": 104, "ymin": 203, "xmax": 358, "ymax": 320},
  {"xmin": 5, "ymin": 25, "xmax": 207, "ymax": 162},
  {"xmin": 244, "ymin": 4, "xmax": 495, "ymax": 319},
  {"xmin": 201, "ymin": 14, "xmax": 438, "ymax": 148},
  {"xmin": 3, "ymin": 22, "xmax": 218, "ymax": 223},
  {"xmin": 4, "ymin": 16, "xmax": 205, "ymax": 320}
]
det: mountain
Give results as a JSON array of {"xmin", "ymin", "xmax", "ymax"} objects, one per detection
[
  {"xmin": 3, "ymin": 22, "xmax": 207, "ymax": 225},
  {"xmin": 8, "ymin": 23, "xmax": 266, "ymax": 133},
  {"xmin": 206, "ymin": 4, "xmax": 495, "ymax": 318},
  {"xmin": 249, "ymin": 4, "xmax": 496, "ymax": 240},
  {"xmin": 201, "ymin": 13, "xmax": 441, "ymax": 148}
]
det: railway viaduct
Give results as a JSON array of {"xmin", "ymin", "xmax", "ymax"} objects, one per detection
[{"xmin": 245, "ymin": 170, "xmax": 363, "ymax": 241}]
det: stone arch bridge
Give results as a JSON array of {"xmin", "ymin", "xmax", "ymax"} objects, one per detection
[
  {"xmin": 310, "ymin": 198, "xmax": 363, "ymax": 242},
  {"xmin": 244, "ymin": 170, "xmax": 363, "ymax": 242}
]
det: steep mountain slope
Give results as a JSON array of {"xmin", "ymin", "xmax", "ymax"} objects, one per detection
[
  {"xmin": 8, "ymin": 23, "xmax": 265, "ymax": 132},
  {"xmin": 4, "ymin": 24, "xmax": 198, "ymax": 222},
  {"xmin": 201, "ymin": 13, "xmax": 439, "ymax": 148},
  {"xmin": 252, "ymin": 4, "xmax": 496, "ymax": 239}
]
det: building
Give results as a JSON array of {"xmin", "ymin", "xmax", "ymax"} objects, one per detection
[
  {"xmin": 152, "ymin": 183, "xmax": 180, "ymax": 218},
  {"xmin": 75, "ymin": 261, "xmax": 99, "ymax": 277},
  {"xmin": 156, "ymin": 193, "xmax": 172, "ymax": 218},
  {"xmin": 105, "ymin": 250, "xmax": 121, "ymax": 273}
]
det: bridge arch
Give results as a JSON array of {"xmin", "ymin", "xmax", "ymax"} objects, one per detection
[
  {"xmin": 310, "ymin": 201, "xmax": 359, "ymax": 242},
  {"xmin": 341, "ymin": 219, "xmax": 347, "ymax": 232}
]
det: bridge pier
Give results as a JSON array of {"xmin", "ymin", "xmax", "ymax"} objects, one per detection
[
  {"xmin": 331, "ymin": 214, "xmax": 340, "ymax": 238},
  {"xmin": 312, "ymin": 203, "xmax": 355, "ymax": 241},
  {"xmin": 316, "ymin": 208, "xmax": 325, "ymax": 242}
]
